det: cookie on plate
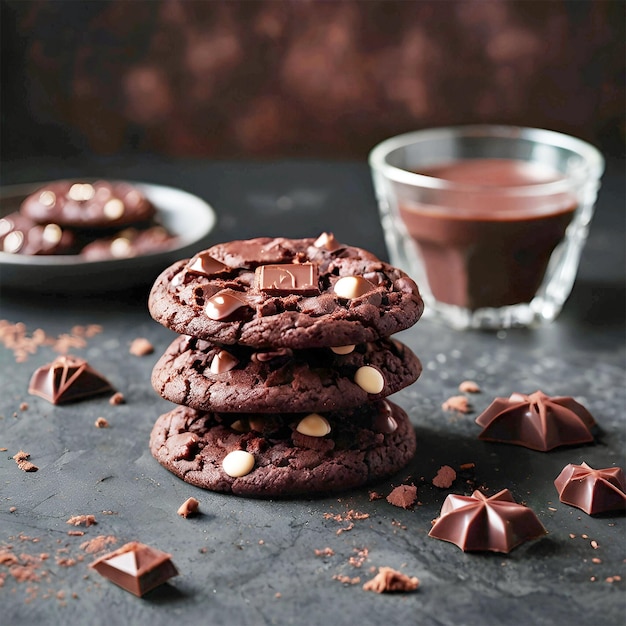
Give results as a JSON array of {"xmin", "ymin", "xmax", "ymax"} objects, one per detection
[
  {"xmin": 0, "ymin": 212, "xmax": 77, "ymax": 255},
  {"xmin": 148, "ymin": 234, "xmax": 424, "ymax": 348},
  {"xmin": 21, "ymin": 180, "xmax": 155, "ymax": 230},
  {"xmin": 151, "ymin": 334, "xmax": 422, "ymax": 413},
  {"xmin": 149, "ymin": 401, "xmax": 416, "ymax": 497}
]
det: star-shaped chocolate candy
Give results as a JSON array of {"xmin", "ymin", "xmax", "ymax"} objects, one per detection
[
  {"xmin": 428, "ymin": 488, "xmax": 547, "ymax": 553},
  {"xmin": 554, "ymin": 462, "xmax": 626, "ymax": 515},
  {"xmin": 475, "ymin": 391, "xmax": 596, "ymax": 451},
  {"xmin": 28, "ymin": 355, "xmax": 113, "ymax": 404}
]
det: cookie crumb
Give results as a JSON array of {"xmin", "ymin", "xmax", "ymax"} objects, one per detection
[
  {"xmin": 363, "ymin": 566, "xmax": 419, "ymax": 593},
  {"xmin": 333, "ymin": 574, "xmax": 361, "ymax": 585},
  {"xmin": 19, "ymin": 402, "xmax": 29, "ymax": 411},
  {"xmin": 66, "ymin": 515, "xmax": 97, "ymax": 527},
  {"xmin": 129, "ymin": 338, "xmax": 154, "ymax": 356},
  {"xmin": 314, "ymin": 547, "xmax": 335, "ymax": 557},
  {"xmin": 368, "ymin": 490, "xmax": 384, "ymax": 501},
  {"xmin": 442, "ymin": 395, "xmax": 471, "ymax": 413},
  {"xmin": 432, "ymin": 465, "xmax": 457, "ymax": 489},
  {"xmin": 177, "ymin": 497, "xmax": 200, "ymax": 518},
  {"xmin": 94, "ymin": 417, "xmax": 109, "ymax": 428},
  {"xmin": 459, "ymin": 380, "xmax": 481, "ymax": 393},
  {"xmin": 386, "ymin": 484, "xmax": 418, "ymax": 509},
  {"xmin": 80, "ymin": 535, "xmax": 117, "ymax": 554},
  {"xmin": 13, "ymin": 450, "xmax": 39, "ymax": 472},
  {"xmin": 108, "ymin": 392, "xmax": 125, "ymax": 405}
]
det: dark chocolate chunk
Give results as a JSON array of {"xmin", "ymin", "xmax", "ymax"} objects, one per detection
[
  {"xmin": 428, "ymin": 488, "xmax": 547, "ymax": 553},
  {"xmin": 255, "ymin": 263, "xmax": 319, "ymax": 295},
  {"xmin": 90, "ymin": 541, "xmax": 178, "ymax": 597},
  {"xmin": 28, "ymin": 355, "xmax": 113, "ymax": 404},
  {"xmin": 475, "ymin": 390, "xmax": 596, "ymax": 451},
  {"xmin": 554, "ymin": 462, "xmax": 626, "ymax": 515}
]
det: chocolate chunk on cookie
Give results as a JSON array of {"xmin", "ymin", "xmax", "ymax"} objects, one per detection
[
  {"xmin": 21, "ymin": 180, "xmax": 155, "ymax": 229},
  {"xmin": 148, "ymin": 235, "xmax": 424, "ymax": 348},
  {"xmin": 151, "ymin": 335, "xmax": 422, "ymax": 413},
  {"xmin": 149, "ymin": 401, "xmax": 416, "ymax": 497}
]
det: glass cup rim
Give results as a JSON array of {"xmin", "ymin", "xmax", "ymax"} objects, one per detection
[{"xmin": 368, "ymin": 125, "xmax": 605, "ymax": 196}]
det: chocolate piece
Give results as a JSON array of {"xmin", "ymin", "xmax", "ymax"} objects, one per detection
[
  {"xmin": 205, "ymin": 290, "xmax": 249, "ymax": 321},
  {"xmin": 475, "ymin": 391, "xmax": 596, "ymax": 451},
  {"xmin": 177, "ymin": 497, "xmax": 200, "ymax": 518},
  {"xmin": 90, "ymin": 541, "xmax": 178, "ymax": 597},
  {"xmin": 187, "ymin": 252, "xmax": 231, "ymax": 277},
  {"xmin": 255, "ymin": 263, "xmax": 319, "ymax": 295},
  {"xmin": 28, "ymin": 355, "xmax": 113, "ymax": 404},
  {"xmin": 554, "ymin": 462, "xmax": 626, "ymax": 515},
  {"xmin": 428, "ymin": 488, "xmax": 547, "ymax": 553}
]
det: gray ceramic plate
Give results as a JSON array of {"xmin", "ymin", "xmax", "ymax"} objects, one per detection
[{"xmin": 0, "ymin": 181, "xmax": 216, "ymax": 292}]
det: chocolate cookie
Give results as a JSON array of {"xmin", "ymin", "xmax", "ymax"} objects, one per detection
[
  {"xmin": 80, "ymin": 226, "xmax": 178, "ymax": 261},
  {"xmin": 148, "ymin": 234, "xmax": 424, "ymax": 348},
  {"xmin": 151, "ymin": 334, "xmax": 422, "ymax": 413},
  {"xmin": 20, "ymin": 180, "xmax": 155, "ymax": 229},
  {"xmin": 149, "ymin": 401, "xmax": 416, "ymax": 497},
  {"xmin": 0, "ymin": 212, "xmax": 77, "ymax": 255}
]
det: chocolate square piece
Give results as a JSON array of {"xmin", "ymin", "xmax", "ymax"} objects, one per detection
[
  {"xmin": 90, "ymin": 541, "xmax": 178, "ymax": 597},
  {"xmin": 255, "ymin": 263, "xmax": 319, "ymax": 295}
]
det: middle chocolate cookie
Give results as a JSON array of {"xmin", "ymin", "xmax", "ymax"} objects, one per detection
[{"xmin": 151, "ymin": 335, "xmax": 422, "ymax": 413}]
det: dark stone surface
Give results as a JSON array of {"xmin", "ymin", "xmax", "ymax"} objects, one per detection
[{"xmin": 1, "ymin": 159, "xmax": 624, "ymax": 625}]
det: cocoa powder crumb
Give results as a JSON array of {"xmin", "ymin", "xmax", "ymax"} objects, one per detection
[
  {"xmin": 314, "ymin": 547, "xmax": 335, "ymax": 557},
  {"xmin": 432, "ymin": 465, "xmax": 457, "ymax": 489},
  {"xmin": 129, "ymin": 338, "xmax": 154, "ymax": 356},
  {"xmin": 80, "ymin": 535, "xmax": 117, "ymax": 554},
  {"xmin": 177, "ymin": 497, "xmax": 200, "ymax": 518},
  {"xmin": 13, "ymin": 450, "xmax": 38, "ymax": 472},
  {"xmin": 459, "ymin": 380, "xmax": 481, "ymax": 393},
  {"xmin": 386, "ymin": 484, "xmax": 418, "ymax": 509},
  {"xmin": 333, "ymin": 574, "xmax": 361, "ymax": 585},
  {"xmin": 363, "ymin": 566, "xmax": 419, "ymax": 593},
  {"xmin": 66, "ymin": 515, "xmax": 97, "ymax": 528},
  {"xmin": 442, "ymin": 395, "xmax": 472, "ymax": 413},
  {"xmin": 108, "ymin": 392, "xmax": 125, "ymax": 405}
]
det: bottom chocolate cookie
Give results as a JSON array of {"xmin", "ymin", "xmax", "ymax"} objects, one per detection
[{"xmin": 149, "ymin": 401, "xmax": 416, "ymax": 498}]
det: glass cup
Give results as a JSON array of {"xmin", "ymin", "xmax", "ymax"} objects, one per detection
[{"xmin": 369, "ymin": 125, "xmax": 605, "ymax": 329}]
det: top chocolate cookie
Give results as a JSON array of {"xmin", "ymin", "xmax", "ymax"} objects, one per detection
[
  {"xmin": 148, "ymin": 234, "xmax": 424, "ymax": 348},
  {"xmin": 20, "ymin": 180, "xmax": 155, "ymax": 229}
]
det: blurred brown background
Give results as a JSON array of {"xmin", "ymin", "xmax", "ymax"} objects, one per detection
[{"xmin": 1, "ymin": 0, "xmax": 624, "ymax": 162}]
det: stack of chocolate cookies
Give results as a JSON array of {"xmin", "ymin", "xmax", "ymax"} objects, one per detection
[{"xmin": 148, "ymin": 234, "xmax": 424, "ymax": 498}]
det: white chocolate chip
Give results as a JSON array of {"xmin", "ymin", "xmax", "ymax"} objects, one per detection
[
  {"xmin": 3, "ymin": 230, "xmax": 24, "ymax": 253},
  {"xmin": 222, "ymin": 450, "xmax": 255, "ymax": 477},
  {"xmin": 110, "ymin": 237, "xmax": 132, "ymax": 258},
  {"xmin": 39, "ymin": 190, "xmax": 56, "ymax": 207},
  {"xmin": 209, "ymin": 350, "xmax": 239, "ymax": 374},
  {"xmin": 333, "ymin": 276, "xmax": 374, "ymax": 299},
  {"xmin": 42, "ymin": 223, "xmax": 62, "ymax": 244},
  {"xmin": 296, "ymin": 413, "xmax": 331, "ymax": 437},
  {"xmin": 68, "ymin": 183, "xmax": 95, "ymax": 202},
  {"xmin": 230, "ymin": 419, "xmax": 248, "ymax": 433},
  {"xmin": 354, "ymin": 365, "xmax": 385, "ymax": 394},
  {"xmin": 103, "ymin": 198, "xmax": 125, "ymax": 220},
  {"xmin": 330, "ymin": 345, "xmax": 355, "ymax": 355}
]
